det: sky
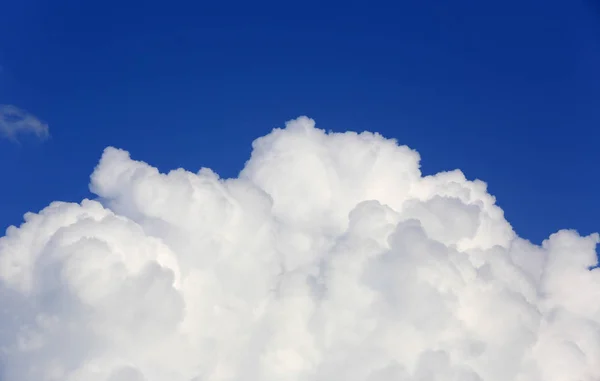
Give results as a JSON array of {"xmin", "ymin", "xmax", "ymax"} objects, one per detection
[
  {"xmin": 0, "ymin": 0, "xmax": 598, "ymax": 244},
  {"xmin": 1, "ymin": 1, "xmax": 600, "ymax": 380}
]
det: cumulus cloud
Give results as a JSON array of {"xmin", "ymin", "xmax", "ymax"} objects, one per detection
[
  {"xmin": 0, "ymin": 104, "xmax": 50, "ymax": 141},
  {"xmin": 0, "ymin": 116, "xmax": 599, "ymax": 381}
]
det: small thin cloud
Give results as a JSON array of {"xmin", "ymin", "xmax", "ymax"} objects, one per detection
[{"xmin": 0, "ymin": 104, "xmax": 50, "ymax": 142}]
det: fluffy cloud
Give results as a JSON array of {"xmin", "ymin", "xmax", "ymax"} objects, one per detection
[
  {"xmin": 0, "ymin": 116, "xmax": 598, "ymax": 381},
  {"xmin": 0, "ymin": 104, "xmax": 50, "ymax": 141}
]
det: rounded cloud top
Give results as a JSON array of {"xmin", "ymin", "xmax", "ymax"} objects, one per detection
[{"xmin": 0, "ymin": 117, "xmax": 598, "ymax": 381}]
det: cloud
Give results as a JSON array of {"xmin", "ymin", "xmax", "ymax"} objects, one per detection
[
  {"xmin": 0, "ymin": 116, "xmax": 599, "ymax": 381},
  {"xmin": 0, "ymin": 104, "xmax": 50, "ymax": 141}
]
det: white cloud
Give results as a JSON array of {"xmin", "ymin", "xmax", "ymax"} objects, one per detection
[
  {"xmin": 0, "ymin": 104, "xmax": 50, "ymax": 141},
  {"xmin": 0, "ymin": 116, "xmax": 598, "ymax": 381}
]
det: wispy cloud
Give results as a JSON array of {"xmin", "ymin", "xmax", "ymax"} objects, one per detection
[{"xmin": 0, "ymin": 104, "xmax": 50, "ymax": 142}]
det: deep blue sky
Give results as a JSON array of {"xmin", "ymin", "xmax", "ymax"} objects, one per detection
[{"xmin": 0, "ymin": 0, "xmax": 599, "ymax": 245}]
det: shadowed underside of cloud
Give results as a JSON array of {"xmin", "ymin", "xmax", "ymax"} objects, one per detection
[
  {"xmin": 0, "ymin": 116, "xmax": 599, "ymax": 381},
  {"xmin": 0, "ymin": 104, "xmax": 49, "ymax": 141}
]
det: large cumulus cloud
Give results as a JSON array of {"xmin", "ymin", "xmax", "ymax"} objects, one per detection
[{"xmin": 0, "ymin": 116, "xmax": 598, "ymax": 381}]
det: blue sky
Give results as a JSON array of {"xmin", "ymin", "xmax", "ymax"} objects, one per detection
[{"xmin": 0, "ymin": 0, "xmax": 598, "ymax": 245}]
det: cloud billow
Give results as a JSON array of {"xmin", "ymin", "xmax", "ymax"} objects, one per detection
[
  {"xmin": 0, "ymin": 117, "xmax": 598, "ymax": 381},
  {"xmin": 0, "ymin": 104, "xmax": 49, "ymax": 141}
]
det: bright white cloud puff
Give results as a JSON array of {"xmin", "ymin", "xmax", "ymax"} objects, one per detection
[
  {"xmin": 0, "ymin": 104, "xmax": 49, "ymax": 141},
  {"xmin": 0, "ymin": 116, "xmax": 598, "ymax": 381}
]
